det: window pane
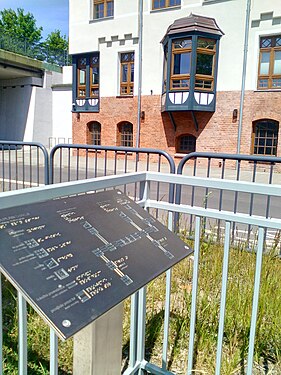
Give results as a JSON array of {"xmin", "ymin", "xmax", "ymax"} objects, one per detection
[
  {"xmin": 122, "ymin": 64, "xmax": 128, "ymax": 82},
  {"xmin": 79, "ymin": 70, "xmax": 86, "ymax": 84},
  {"xmin": 92, "ymin": 67, "xmax": 99, "ymax": 84},
  {"xmin": 273, "ymin": 51, "xmax": 281, "ymax": 74},
  {"xmin": 95, "ymin": 4, "xmax": 104, "ymax": 18},
  {"xmin": 197, "ymin": 38, "xmax": 216, "ymax": 50},
  {"xmin": 131, "ymin": 64, "xmax": 134, "ymax": 82},
  {"xmin": 173, "ymin": 53, "xmax": 191, "ymax": 75},
  {"xmin": 174, "ymin": 39, "xmax": 192, "ymax": 49},
  {"xmin": 196, "ymin": 54, "xmax": 213, "ymax": 75},
  {"xmin": 107, "ymin": 1, "xmax": 114, "ymax": 16},
  {"xmin": 260, "ymin": 52, "xmax": 270, "ymax": 74},
  {"xmin": 261, "ymin": 37, "xmax": 272, "ymax": 48},
  {"xmin": 169, "ymin": 0, "xmax": 180, "ymax": 6}
]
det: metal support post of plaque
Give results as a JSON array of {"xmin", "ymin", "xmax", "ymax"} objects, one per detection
[{"xmin": 0, "ymin": 187, "xmax": 192, "ymax": 373}]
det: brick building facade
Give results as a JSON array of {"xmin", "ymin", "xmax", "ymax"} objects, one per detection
[{"xmin": 69, "ymin": 0, "xmax": 281, "ymax": 159}]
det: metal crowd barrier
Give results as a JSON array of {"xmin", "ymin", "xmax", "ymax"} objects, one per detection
[
  {"xmin": 175, "ymin": 152, "xmax": 281, "ymax": 249},
  {"xmin": 0, "ymin": 140, "xmax": 49, "ymax": 191}
]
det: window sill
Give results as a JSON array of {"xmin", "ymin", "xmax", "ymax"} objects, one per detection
[
  {"xmin": 150, "ymin": 5, "xmax": 181, "ymax": 14},
  {"xmin": 174, "ymin": 153, "xmax": 188, "ymax": 158},
  {"xmin": 89, "ymin": 16, "xmax": 114, "ymax": 24},
  {"xmin": 116, "ymin": 150, "xmax": 133, "ymax": 155},
  {"xmin": 255, "ymin": 89, "xmax": 281, "ymax": 92},
  {"xmin": 116, "ymin": 95, "xmax": 134, "ymax": 99}
]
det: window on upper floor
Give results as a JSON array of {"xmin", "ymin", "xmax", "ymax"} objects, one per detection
[
  {"xmin": 195, "ymin": 38, "xmax": 216, "ymax": 91},
  {"xmin": 88, "ymin": 121, "xmax": 101, "ymax": 145},
  {"xmin": 258, "ymin": 35, "xmax": 281, "ymax": 90},
  {"xmin": 75, "ymin": 53, "xmax": 99, "ymax": 100},
  {"xmin": 252, "ymin": 119, "xmax": 279, "ymax": 156},
  {"xmin": 93, "ymin": 0, "xmax": 114, "ymax": 19},
  {"xmin": 152, "ymin": 0, "xmax": 180, "ymax": 10},
  {"xmin": 120, "ymin": 52, "xmax": 134, "ymax": 96},
  {"xmin": 117, "ymin": 122, "xmax": 133, "ymax": 147}
]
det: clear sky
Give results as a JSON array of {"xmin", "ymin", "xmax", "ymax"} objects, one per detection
[{"xmin": 0, "ymin": 0, "xmax": 69, "ymax": 39}]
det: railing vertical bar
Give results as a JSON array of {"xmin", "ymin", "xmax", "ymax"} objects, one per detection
[
  {"xmin": 36, "ymin": 147, "xmax": 40, "ymax": 186},
  {"xmin": 104, "ymin": 150, "xmax": 108, "ymax": 176},
  {"xmin": 217, "ymin": 159, "xmax": 226, "ymax": 241},
  {"xmin": 94, "ymin": 150, "xmax": 98, "ymax": 178},
  {"xmin": 186, "ymin": 216, "xmax": 201, "ymax": 375},
  {"xmin": 76, "ymin": 148, "xmax": 80, "ymax": 180},
  {"xmin": 85, "ymin": 149, "xmax": 89, "ymax": 179},
  {"xmin": 146, "ymin": 153, "xmax": 150, "ymax": 171},
  {"xmin": 1, "ymin": 146, "xmax": 4, "ymax": 191},
  {"xmin": 18, "ymin": 292, "xmax": 27, "ymax": 375},
  {"xmin": 67, "ymin": 147, "xmax": 71, "ymax": 182},
  {"xmin": 232, "ymin": 160, "xmax": 241, "ymax": 241},
  {"xmin": 246, "ymin": 227, "xmax": 265, "ymax": 375},
  {"xmin": 189, "ymin": 158, "xmax": 197, "ymax": 236},
  {"xmin": 162, "ymin": 210, "xmax": 173, "ymax": 370},
  {"xmin": 8, "ymin": 146, "xmax": 12, "ymax": 190},
  {"xmin": 215, "ymin": 221, "xmax": 231, "ymax": 374},
  {"xmin": 129, "ymin": 293, "xmax": 138, "ymax": 369},
  {"xmin": 264, "ymin": 163, "xmax": 274, "ymax": 241},
  {"xmin": 247, "ymin": 161, "xmax": 257, "ymax": 242},
  {"xmin": 29, "ymin": 146, "xmax": 32, "ymax": 187},
  {"xmin": 0, "ymin": 273, "xmax": 3, "ymax": 375},
  {"xmin": 15, "ymin": 147, "xmax": 19, "ymax": 190},
  {"xmin": 136, "ymin": 287, "xmax": 146, "ymax": 374},
  {"xmin": 49, "ymin": 329, "xmax": 58, "ymax": 375},
  {"xmin": 114, "ymin": 151, "xmax": 117, "ymax": 175},
  {"xmin": 59, "ymin": 148, "xmax": 63, "ymax": 183}
]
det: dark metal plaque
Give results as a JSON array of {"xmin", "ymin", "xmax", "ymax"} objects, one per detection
[{"xmin": 0, "ymin": 190, "xmax": 192, "ymax": 340}]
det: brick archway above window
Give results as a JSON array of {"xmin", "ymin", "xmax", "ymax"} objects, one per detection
[{"xmin": 252, "ymin": 119, "xmax": 279, "ymax": 156}]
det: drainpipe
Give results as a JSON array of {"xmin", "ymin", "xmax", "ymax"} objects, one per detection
[
  {"xmin": 236, "ymin": 0, "xmax": 252, "ymax": 154},
  {"xmin": 136, "ymin": 0, "xmax": 143, "ymax": 149}
]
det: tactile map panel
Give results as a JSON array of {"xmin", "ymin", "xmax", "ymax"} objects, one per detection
[{"xmin": 0, "ymin": 189, "xmax": 192, "ymax": 340}]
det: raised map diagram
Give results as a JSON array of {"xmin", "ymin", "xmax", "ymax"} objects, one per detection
[{"xmin": 0, "ymin": 189, "xmax": 192, "ymax": 340}]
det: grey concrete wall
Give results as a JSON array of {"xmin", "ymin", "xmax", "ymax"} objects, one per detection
[{"xmin": 0, "ymin": 85, "xmax": 33, "ymax": 141}]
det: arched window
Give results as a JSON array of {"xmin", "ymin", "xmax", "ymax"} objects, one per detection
[
  {"xmin": 252, "ymin": 119, "xmax": 279, "ymax": 156},
  {"xmin": 117, "ymin": 122, "xmax": 133, "ymax": 147},
  {"xmin": 88, "ymin": 121, "xmax": 101, "ymax": 145},
  {"xmin": 176, "ymin": 134, "xmax": 196, "ymax": 153}
]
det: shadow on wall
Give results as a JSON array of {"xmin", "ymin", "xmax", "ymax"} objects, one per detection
[
  {"xmin": 0, "ymin": 85, "xmax": 32, "ymax": 141},
  {"xmin": 162, "ymin": 111, "xmax": 214, "ymax": 149}
]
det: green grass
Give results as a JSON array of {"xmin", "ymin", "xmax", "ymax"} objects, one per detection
[{"xmin": 2, "ymin": 240, "xmax": 281, "ymax": 374}]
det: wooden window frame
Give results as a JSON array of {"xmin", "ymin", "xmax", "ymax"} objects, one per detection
[
  {"xmin": 258, "ymin": 35, "xmax": 281, "ymax": 90},
  {"xmin": 152, "ymin": 0, "xmax": 180, "ymax": 10},
  {"xmin": 77, "ymin": 57, "xmax": 87, "ymax": 99},
  {"xmin": 194, "ymin": 38, "xmax": 216, "ymax": 92},
  {"xmin": 93, "ymin": 0, "xmax": 114, "ymax": 19},
  {"xmin": 88, "ymin": 122, "xmax": 101, "ymax": 145},
  {"xmin": 117, "ymin": 122, "xmax": 133, "ymax": 147},
  {"xmin": 90, "ymin": 55, "xmax": 99, "ymax": 98},
  {"xmin": 120, "ymin": 52, "xmax": 134, "ymax": 96},
  {"xmin": 251, "ymin": 120, "xmax": 279, "ymax": 156},
  {"xmin": 76, "ymin": 53, "xmax": 99, "ymax": 100},
  {"xmin": 170, "ymin": 38, "xmax": 192, "ymax": 91}
]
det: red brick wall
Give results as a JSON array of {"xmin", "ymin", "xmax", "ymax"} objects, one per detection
[{"xmin": 72, "ymin": 90, "xmax": 281, "ymax": 159}]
